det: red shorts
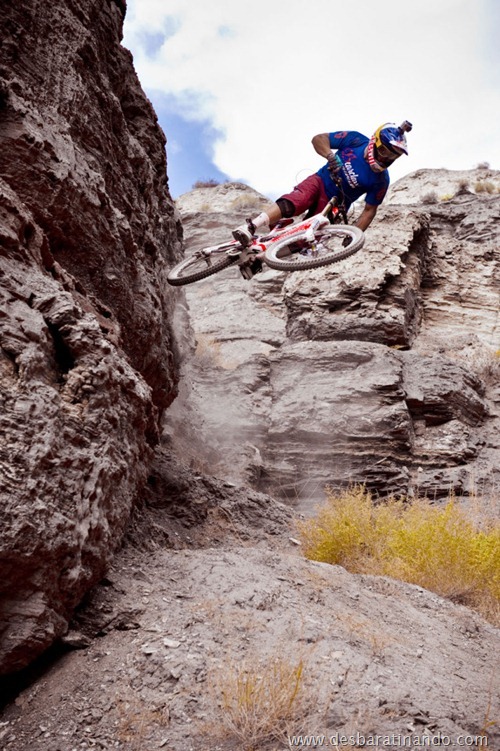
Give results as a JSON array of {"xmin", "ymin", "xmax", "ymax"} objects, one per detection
[{"xmin": 278, "ymin": 174, "xmax": 329, "ymax": 216}]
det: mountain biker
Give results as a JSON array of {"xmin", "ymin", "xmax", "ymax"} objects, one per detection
[{"xmin": 232, "ymin": 121, "xmax": 412, "ymax": 247}]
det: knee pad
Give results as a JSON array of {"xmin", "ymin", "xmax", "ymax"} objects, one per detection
[{"xmin": 276, "ymin": 197, "xmax": 295, "ymax": 218}]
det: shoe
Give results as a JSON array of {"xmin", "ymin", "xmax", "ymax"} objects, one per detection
[{"xmin": 232, "ymin": 219, "xmax": 256, "ymax": 247}]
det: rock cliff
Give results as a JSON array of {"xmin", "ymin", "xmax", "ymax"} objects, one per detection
[
  {"xmin": 169, "ymin": 175, "xmax": 500, "ymax": 509},
  {"xmin": 0, "ymin": 6, "xmax": 498, "ymax": 746},
  {"xmin": 0, "ymin": 0, "xmax": 182, "ymax": 672}
]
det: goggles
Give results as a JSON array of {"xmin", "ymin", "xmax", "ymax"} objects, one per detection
[{"xmin": 376, "ymin": 142, "xmax": 404, "ymax": 164}]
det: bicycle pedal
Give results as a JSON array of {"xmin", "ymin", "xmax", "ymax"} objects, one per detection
[{"xmin": 239, "ymin": 265, "xmax": 253, "ymax": 280}]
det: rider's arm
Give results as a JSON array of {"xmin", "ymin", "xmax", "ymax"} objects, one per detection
[
  {"xmin": 355, "ymin": 203, "xmax": 378, "ymax": 231},
  {"xmin": 311, "ymin": 133, "xmax": 333, "ymax": 159}
]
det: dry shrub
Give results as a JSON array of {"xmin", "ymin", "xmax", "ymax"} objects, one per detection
[
  {"xmin": 195, "ymin": 333, "xmax": 239, "ymax": 370},
  {"xmin": 193, "ymin": 178, "xmax": 220, "ymax": 188},
  {"xmin": 114, "ymin": 697, "xmax": 169, "ymax": 749},
  {"xmin": 208, "ymin": 655, "xmax": 311, "ymax": 750},
  {"xmin": 475, "ymin": 180, "xmax": 496, "ymax": 194},
  {"xmin": 298, "ymin": 486, "xmax": 402, "ymax": 575},
  {"xmin": 231, "ymin": 194, "xmax": 266, "ymax": 211},
  {"xmin": 453, "ymin": 345, "xmax": 500, "ymax": 385},
  {"xmin": 341, "ymin": 612, "xmax": 395, "ymax": 657},
  {"xmin": 421, "ymin": 190, "xmax": 438, "ymax": 204},
  {"xmin": 195, "ymin": 333, "xmax": 222, "ymax": 365},
  {"xmin": 298, "ymin": 486, "xmax": 500, "ymax": 625}
]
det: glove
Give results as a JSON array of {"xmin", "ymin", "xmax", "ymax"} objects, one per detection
[{"xmin": 327, "ymin": 150, "xmax": 343, "ymax": 174}]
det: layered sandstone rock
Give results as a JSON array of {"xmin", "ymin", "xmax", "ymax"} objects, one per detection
[
  {"xmin": 0, "ymin": 0, "xmax": 181, "ymax": 672},
  {"xmin": 169, "ymin": 178, "xmax": 500, "ymax": 507}
]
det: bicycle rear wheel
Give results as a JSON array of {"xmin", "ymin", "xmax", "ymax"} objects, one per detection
[
  {"xmin": 264, "ymin": 225, "xmax": 364, "ymax": 272},
  {"xmin": 167, "ymin": 243, "xmax": 239, "ymax": 286}
]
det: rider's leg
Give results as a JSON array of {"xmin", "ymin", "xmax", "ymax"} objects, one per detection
[
  {"xmin": 232, "ymin": 204, "xmax": 282, "ymax": 246},
  {"xmin": 232, "ymin": 174, "xmax": 326, "ymax": 246},
  {"xmin": 279, "ymin": 175, "xmax": 328, "ymax": 216}
]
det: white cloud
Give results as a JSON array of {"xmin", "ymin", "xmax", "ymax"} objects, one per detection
[{"xmin": 124, "ymin": 0, "xmax": 500, "ymax": 197}]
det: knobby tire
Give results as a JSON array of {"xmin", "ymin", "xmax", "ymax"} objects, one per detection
[
  {"xmin": 264, "ymin": 225, "xmax": 364, "ymax": 271},
  {"xmin": 167, "ymin": 245, "xmax": 239, "ymax": 286}
]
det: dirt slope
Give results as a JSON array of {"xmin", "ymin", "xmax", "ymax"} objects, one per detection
[{"xmin": 1, "ymin": 456, "xmax": 498, "ymax": 750}]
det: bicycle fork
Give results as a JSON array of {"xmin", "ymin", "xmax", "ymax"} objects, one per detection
[{"xmin": 304, "ymin": 214, "xmax": 331, "ymax": 255}]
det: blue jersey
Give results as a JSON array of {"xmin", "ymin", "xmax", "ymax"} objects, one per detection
[{"xmin": 316, "ymin": 131, "xmax": 389, "ymax": 208}]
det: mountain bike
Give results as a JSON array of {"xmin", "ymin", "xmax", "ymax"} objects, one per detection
[{"xmin": 167, "ymin": 176, "xmax": 365, "ymax": 286}]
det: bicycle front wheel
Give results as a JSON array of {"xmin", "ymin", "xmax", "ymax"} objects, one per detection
[
  {"xmin": 167, "ymin": 243, "xmax": 239, "ymax": 286},
  {"xmin": 264, "ymin": 225, "xmax": 364, "ymax": 272}
]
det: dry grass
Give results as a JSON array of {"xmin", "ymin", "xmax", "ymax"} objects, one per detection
[
  {"xmin": 421, "ymin": 190, "xmax": 438, "ymax": 204},
  {"xmin": 457, "ymin": 178, "xmax": 470, "ymax": 192},
  {"xmin": 194, "ymin": 333, "xmax": 238, "ymax": 370},
  {"xmin": 436, "ymin": 344, "xmax": 500, "ymax": 389},
  {"xmin": 207, "ymin": 655, "xmax": 312, "ymax": 750},
  {"xmin": 475, "ymin": 180, "xmax": 496, "ymax": 194},
  {"xmin": 341, "ymin": 612, "xmax": 395, "ymax": 657},
  {"xmin": 297, "ymin": 486, "xmax": 500, "ymax": 625},
  {"xmin": 193, "ymin": 178, "xmax": 220, "ymax": 188},
  {"xmin": 114, "ymin": 696, "xmax": 169, "ymax": 749},
  {"xmin": 454, "ymin": 345, "xmax": 500, "ymax": 385},
  {"xmin": 231, "ymin": 194, "xmax": 266, "ymax": 211},
  {"xmin": 195, "ymin": 333, "xmax": 223, "ymax": 364}
]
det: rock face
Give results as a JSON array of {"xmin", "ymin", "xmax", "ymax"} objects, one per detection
[
  {"xmin": 0, "ymin": 0, "xmax": 182, "ymax": 672},
  {"xmin": 169, "ymin": 177, "xmax": 500, "ymax": 508}
]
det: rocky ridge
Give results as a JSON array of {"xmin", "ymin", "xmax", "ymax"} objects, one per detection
[
  {"xmin": 0, "ymin": 0, "xmax": 182, "ymax": 673},
  {"xmin": 168, "ymin": 175, "xmax": 500, "ymax": 509}
]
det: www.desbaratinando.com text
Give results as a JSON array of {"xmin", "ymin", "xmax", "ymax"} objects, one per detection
[{"xmin": 288, "ymin": 733, "xmax": 488, "ymax": 747}]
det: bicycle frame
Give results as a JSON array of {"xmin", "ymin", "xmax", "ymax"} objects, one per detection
[{"xmin": 232, "ymin": 191, "xmax": 344, "ymax": 268}]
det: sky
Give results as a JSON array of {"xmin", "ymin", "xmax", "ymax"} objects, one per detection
[{"xmin": 122, "ymin": 0, "xmax": 500, "ymax": 199}]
